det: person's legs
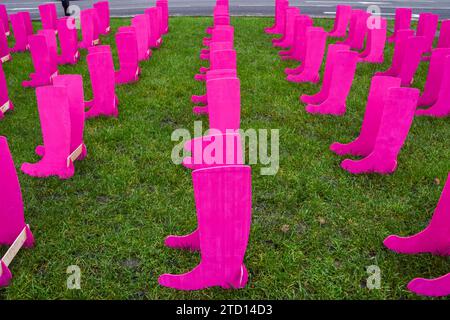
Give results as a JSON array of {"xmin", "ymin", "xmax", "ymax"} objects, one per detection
[{"xmin": 62, "ymin": 0, "xmax": 70, "ymax": 17}]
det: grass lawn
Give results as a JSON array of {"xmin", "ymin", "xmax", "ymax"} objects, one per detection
[{"xmin": 0, "ymin": 16, "xmax": 449, "ymax": 300}]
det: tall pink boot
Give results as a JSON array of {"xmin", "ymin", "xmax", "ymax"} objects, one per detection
[
  {"xmin": 57, "ymin": 17, "xmax": 80, "ymax": 65},
  {"xmin": 22, "ymin": 34, "xmax": 58, "ymax": 88},
  {"xmin": 79, "ymin": 9, "xmax": 98, "ymax": 49},
  {"xmin": 21, "ymin": 86, "xmax": 75, "ymax": 179},
  {"xmin": 0, "ymin": 63, "xmax": 13, "ymax": 120},
  {"xmin": 387, "ymin": 8, "xmax": 412, "ymax": 43},
  {"xmin": 156, "ymin": 0, "xmax": 169, "ymax": 34},
  {"xmin": 38, "ymin": 3, "xmax": 58, "ymax": 32},
  {"xmin": 305, "ymin": 50, "xmax": 358, "ymax": 116},
  {"xmin": 265, "ymin": 0, "xmax": 287, "ymax": 34},
  {"xmin": 0, "ymin": 5, "xmax": 10, "ymax": 36},
  {"xmin": 376, "ymin": 29, "xmax": 414, "ymax": 77},
  {"xmin": 328, "ymin": 5, "xmax": 352, "ymax": 38},
  {"xmin": 279, "ymin": 15, "xmax": 313, "ymax": 61},
  {"xmin": 132, "ymin": 14, "xmax": 151, "ymax": 61},
  {"xmin": 384, "ymin": 173, "xmax": 450, "ymax": 255},
  {"xmin": 269, "ymin": 1, "xmax": 289, "ymax": 38},
  {"xmin": 94, "ymin": 1, "xmax": 111, "ymax": 35},
  {"xmin": 416, "ymin": 13, "xmax": 439, "ymax": 57},
  {"xmin": 358, "ymin": 18, "xmax": 387, "ymax": 64},
  {"xmin": 437, "ymin": 20, "xmax": 450, "ymax": 49},
  {"xmin": 159, "ymin": 165, "xmax": 252, "ymax": 291},
  {"xmin": 338, "ymin": 10, "xmax": 368, "ymax": 50},
  {"xmin": 397, "ymin": 36, "xmax": 426, "ymax": 86},
  {"xmin": 286, "ymin": 27, "xmax": 327, "ymax": 83},
  {"xmin": 10, "ymin": 13, "xmax": 28, "ymax": 52},
  {"xmin": 330, "ymin": 76, "xmax": 402, "ymax": 156},
  {"xmin": 416, "ymin": 55, "xmax": 450, "ymax": 117},
  {"xmin": 341, "ymin": 87, "xmax": 420, "ymax": 175},
  {"xmin": 85, "ymin": 51, "xmax": 118, "ymax": 119},
  {"xmin": 165, "ymin": 133, "xmax": 243, "ymax": 251},
  {"xmin": 417, "ymin": 48, "xmax": 450, "ymax": 107},
  {"xmin": 300, "ymin": 44, "xmax": 350, "ymax": 105},
  {"xmin": 0, "ymin": 24, "xmax": 11, "ymax": 63},
  {"xmin": 35, "ymin": 75, "xmax": 87, "ymax": 161},
  {"xmin": 115, "ymin": 31, "xmax": 140, "ymax": 85},
  {"xmin": 144, "ymin": 8, "xmax": 160, "ymax": 49},
  {"xmin": 273, "ymin": 7, "xmax": 300, "ymax": 48},
  {"xmin": 0, "ymin": 136, "xmax": 34, "ymax": 287},
  {"xmin": 18, "ymin": 12, "xmax": 33, "ymax": 37}
]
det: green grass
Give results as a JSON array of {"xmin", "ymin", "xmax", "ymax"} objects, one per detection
[{"xmin": 0, "ymin": 17, "xmax": 449, "ymax": 300}]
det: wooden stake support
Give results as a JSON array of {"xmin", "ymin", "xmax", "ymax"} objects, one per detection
[
  {"xmin": 0, "ymin": 226, "xmax": 29, "ymax": 276},
  {"xmin": 0, "ymin": 100, "xmax": 10, "ymax": 114},
  {"xmin": 1, "ymin": 55, "xmax": 10, "ymax": 63},
  {"xmin": 67, "ymin": 143, "xmax": 83, "ymax": 167}
]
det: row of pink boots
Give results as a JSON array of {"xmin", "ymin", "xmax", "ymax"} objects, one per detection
[{"xmin": 158, "ymin": 0, "xmax": 253, "ymax": 292}]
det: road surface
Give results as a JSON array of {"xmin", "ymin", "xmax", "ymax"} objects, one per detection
[{"xmin": 2, "ymin": 0, "xmax": 450, "ymax": 19}]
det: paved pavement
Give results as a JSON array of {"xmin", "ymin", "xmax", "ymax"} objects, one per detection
[{"xmin": 2, "ymin": 0, "xmax": 450, "ymax": 19}]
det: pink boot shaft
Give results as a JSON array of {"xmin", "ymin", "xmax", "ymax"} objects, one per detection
[
  {"xmin": 0, "ymin": 5, "xmax": 10, "ymax": 36},
  {"xmin": 0, "ymin": 136, "xmax": 34, "ymax": 287},
  {"xmin": 57, "ymin": 17, "xmax": 80, "ymax": 65},
  {"xmin": 115, "ymin": 30, "xmax": 140, "ymax": 84},
  {"xmin": 387, "ymin": 8, "xmax": 412, "ymax": 43},
  {"xmin": 265, "ymin": 0, "xmax": 288, "ymax": 34},
  {"xmin": 132, "ymin": 14, "xmax": 151, "ymax": 61},
  {"xmin": 94, "ymin": 1, "xmax": 111, "ymax": 35},
  {"xmin": 10, "ymin": 13, "xmax": 29, "ymax": 52},
  {"xmin": 384, "ymin": 173, "xmax": 450, "ymax": 297},
  {"xmin": 0, "ymin": 63, "xmax": 13, "ymax": 120},
  {"xmin": 38, "ymin": 3, "xmax": 58, "ymax": 32},
  {"xmin": 416, "ymin": 54, "xmax": 450, "ymax": 117},
  {"xmin": 358, "ymin": 18, "xmax": 387, "ymax": 64},
  {"xmin": 0, "ymin": 23, "xmax": 11, "ymax": 63}
]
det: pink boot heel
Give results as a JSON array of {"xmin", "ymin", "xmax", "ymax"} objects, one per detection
[
  {"xmin": 407, "ymin": 274, "xmax": 450, "ymax": 297},
  {"xmin": 330, "ymin": 76, "xmax": 401, "ymax": 157}
]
